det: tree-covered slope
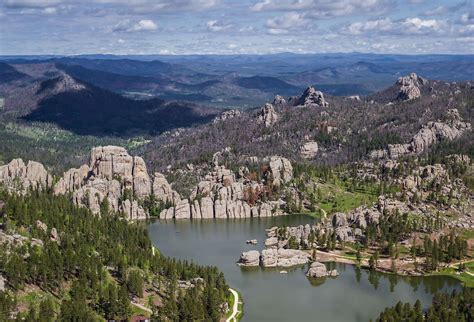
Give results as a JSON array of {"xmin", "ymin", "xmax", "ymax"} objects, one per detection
[{"xmin": 0, "ymin": 189, "xmax": 229, "ymax": 320}]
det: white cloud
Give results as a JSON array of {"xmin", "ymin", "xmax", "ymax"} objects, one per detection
[
  {"xmin": 130, "ymin": 19, "xmax": 158, "ymax": 31},
  {"xmin": 265, "ymin": 12, "xmax": 310, "ymax": 35},
  {"xmin": 42, "ymin": 7, "xmax": 57, "ymax": 14},
  {"xmin": 343, "ymin": 17, "xmax": 446, "ymax": 36},
  {"xmin": 251, "ymin": 0, "xmax": 392, "ymax": 18},
  {"xmin": 206, "ymin": 20, "xmax": 232, "ymax": 32},
  {"xmin": 113, "ymin": 19, "xmax": 158, "ymax": 32}
]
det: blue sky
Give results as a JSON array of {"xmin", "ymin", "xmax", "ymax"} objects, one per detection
[{"xmin": 1, "ymin": 0, "xmax": 473, "ymax": 55}]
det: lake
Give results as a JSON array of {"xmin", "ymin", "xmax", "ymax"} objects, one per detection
[{"xmin": 148, "ymin": 215, "xmax": 461, "ymax": 322}]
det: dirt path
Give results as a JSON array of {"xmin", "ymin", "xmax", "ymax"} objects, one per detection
[
  {"xmin": 131, "ymin": 301, "xmax": 153, "ymax": 314},
  {"xmin": 226, "ymin": 288, "xmax": 239, "ymax": 322}
]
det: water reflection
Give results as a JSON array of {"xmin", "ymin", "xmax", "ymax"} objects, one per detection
[{"xmin": 148, "ymin": 216, "xmax": 462, "ymax": 322}]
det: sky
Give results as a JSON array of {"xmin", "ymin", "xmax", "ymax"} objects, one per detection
[{"xmin": 0, "ymin": 0, "xmax": 473, "ymax": 55}]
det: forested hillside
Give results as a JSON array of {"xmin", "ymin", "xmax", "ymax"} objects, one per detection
[{"xmin": 0, "ymin": 189, "xmax": 229, "ymax": 320}]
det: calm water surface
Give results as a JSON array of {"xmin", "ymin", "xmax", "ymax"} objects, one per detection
[{"xmin": 147, "ymin": 215, "xmax": 460, "ymax": 322}]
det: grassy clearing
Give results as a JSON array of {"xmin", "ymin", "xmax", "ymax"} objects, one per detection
[
  {"xmin": 433, "ymin": 267, "xmax": 474, "ymax": 288},
  {"xmin": 314, "ymin": 181, "xmax": 379, "ymax": 215}
]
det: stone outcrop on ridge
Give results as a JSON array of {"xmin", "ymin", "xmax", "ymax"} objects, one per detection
[
  {"xmin": 396, "ymin": 72, "xmax": 427, "ymax": 101},
  {"xmin": 0, "ymin": 159, "xmax": 52, "ymax": 192},
  {"xmin": 258, "ymin": 103, "xmax": 279, "ymax": 127},
  {"xmin": 370, "ymin": 109, "xmax": 471, "ymax": 160}
]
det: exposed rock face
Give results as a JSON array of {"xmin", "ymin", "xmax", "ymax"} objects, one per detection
[
  {"xmin": 306, "ymin": 262, "xmax": 339, "ymax": 278},
  {"xmin": 213, "ymin": 109, "xmax": 242, "ymax": 123},
  {"xmin": 174, "ymin": 199, "xmax": 192, "ymax": 219},
  {"xmin": 0, "ymin": 159, "xmax": 52, "ymax": 192},
  {"xmin": 300, "ymin": 141, "xmax": 319, "ymax": 159},
  {"xmin": 297, "ymin": 86, "xmax": 328, "ymax": 107},
  {"xmin": 272, "ymin": 95, "xmax": 287, "ymax": 108},
  {"xmin": 54, "ymin": 165, "xmax": 89, "ymax": 195},
  {"xmin": 258, "ymin": 103, "xmax": 279, "ymax": 127},
  {"xmin": 153, "ymin": 173, "xmax": 180, "ymax": 205},
  {"xmin": 268, "ymin": 156, "xmax": 293, "ymax": 187},
  {"xmin": 370, "ymin": 109, "xmax": 471, "ymax": 159},
  {"xmin": 261, "ymin": 248, "xmax": 310, "ymax": 267},
  {"xmin": 120, "ymin": 199, "xmax": 147, "ymax": 220},
  {"xmin": 55, "ymin": 146, "xmax": 151, "ymax": 220},
  {"xmin": 238, "ymin": 250, "xmax": 260, "ymax": 267},
  {"xmin": 331, "ymin": 213, "xmax": 347, "ymax": 228},
  {"xmin": 90, "ymin": 146, "xmax": 151, "ymax": 198},
  {"xmin": 160, "ymin": 157, "xmax": 292, "ymax": 219},
  {"xmin": 396, "ymin": 73, "xmax": 427, "ymax": 101},
  {"xmin": 0, "ymin": 274, "xmax": 5, "ymax": 292}
]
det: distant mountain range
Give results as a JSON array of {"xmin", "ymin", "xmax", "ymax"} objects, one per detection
[
  {"xmin": 0, "ymin": 63, "xmax": 218, "ymax": 136},
  {"xmin": 0, "ymin": 53, "xmax": 473, "ymax": 137},
  {"xmin": 2, "ymin": 54, "xmax": 472, "ymax": 108}
]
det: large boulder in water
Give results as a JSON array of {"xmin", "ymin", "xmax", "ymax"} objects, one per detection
[{"xmin": 238, "ymin": 250, "xmax": 260, "ymax": 267}]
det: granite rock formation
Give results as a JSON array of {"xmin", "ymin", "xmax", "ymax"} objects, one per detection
[{"xmin": 370, "ymin": 109, "xmax": 471, "ymax": 159}]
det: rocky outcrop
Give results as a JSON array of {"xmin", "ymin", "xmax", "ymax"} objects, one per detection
[
  {"xmin": 258, "ymin": 103, "xmax": 279, "ymax": 127},
  {"xmin": 306, "ymin": 262, "xmax": 339, "ymax": 278},
  {"xmin": 261, "ymin": 248, "xmax": 310, "ymax": 267},
  {"xmin": 370, "ymin": 109, "xmax": 471, "ymax": 159},
  {"xmin": 272, "ymin": 95, "xmax": 287, "ymax": 108},
  {"xmin": 160, "ymin": 157, "xmax": 292, "ymax": 219},
  {"xmin": 396, "ymin": 73, "xmax": 427, "ymax": 101},
  {"xmin": 55, "ymin": 146, "xmax": 152, "ymax": 220},
  {"xmin": 267, "ymin": 156, "xmax": 293, "ymax": 187},
  {"xmin": 0, "ymin": 230, "xmax": 43, "ymax": 248},
  {"xmin": 213, "ymin": 109, "xmax": 242, "ymax": 123},
  {"xmin": 297, "ymin": 86, "xmax": 328, "ymax": 107},
  {"xmin": 238, "ymin": 250, "xmax": 260, "ymax": 267},
  {"xmin": 0, "ymin": 159, "xmax": 52, "ymax": 192},
  {"xmin": 153, "ymin": 173, "xmax": 180, "ymax": 205},
  {"xmin": 300, "ymin": 141, "xmax": 318, "ymax": 159},
  {"xmin": 54, "ymin": 165, "xmax": 89, "ymax": 195}
]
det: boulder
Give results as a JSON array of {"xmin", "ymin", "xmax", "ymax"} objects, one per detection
[
  {"xmin": 306, "ymin": 262, "xmax": 339, "ymax": 278},
  {"xmin": 36, "ymin": 220, "xmax": 47, "ymax": 233},
  {"xmin": 261, "ymin": 248, "xmax": 310, "ymax": 267},
  {"xmin": 50, "ymin": 227, "xmax": 59, "ymax": 242},
  {"xmin": 261, "ymin": 249, "xmax": 278, "ymax": 267},
  {"xmin": 265, "ymin": 237, "xmax": 279, "ymax": 248},
  {"xmin": 237, "ymin": 250, "xmax": 260, "ymax": 267},
  {"xmin": 306, "ymin": 262, "xmax": 328, "ymax": 278},
  {"xmin": 300, "ymin": 141, "xmax": 319, "ymax": 159}
]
